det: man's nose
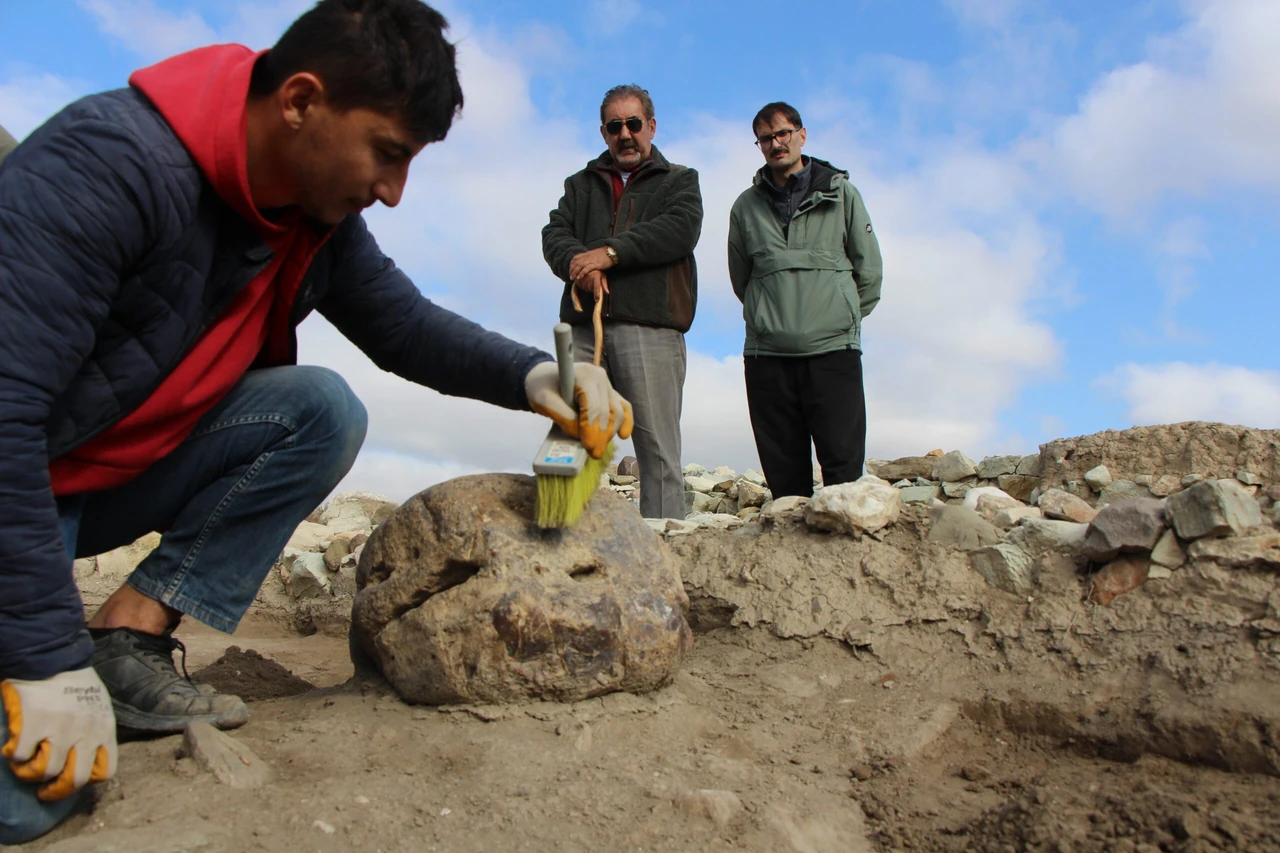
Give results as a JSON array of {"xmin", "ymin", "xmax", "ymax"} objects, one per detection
[{"xmin": 373, "ymin": 165, "xmax": 408, "ymax": 208}]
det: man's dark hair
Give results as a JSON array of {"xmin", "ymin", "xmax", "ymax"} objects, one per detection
[
  {"xmin": 752, "ymin": 102, "xmax": 803, "ymax": 136},
  {"xmin": 600, "ymin": 84, "xmax": 655, "ymax": 124},
  {"xmin": 250, "ymin": 0, "xmax": 463, "ymax": 144}
]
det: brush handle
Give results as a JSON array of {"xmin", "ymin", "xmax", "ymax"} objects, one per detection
[{"xmin": 553, "ymin": 322, "xmax": 574, "ymax": 407}]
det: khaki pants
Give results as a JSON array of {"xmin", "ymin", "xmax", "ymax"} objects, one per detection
[{"xmin": 573, "ymin": 321, "xmax": 686, "ymax": 519}]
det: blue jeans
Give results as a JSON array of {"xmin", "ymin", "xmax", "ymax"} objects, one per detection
[{"xmin": 1, "ymin": 365, "xmax": 367, "ymax": 843}]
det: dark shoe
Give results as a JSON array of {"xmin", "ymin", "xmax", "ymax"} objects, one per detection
[{"xmin": 90, "ymin": 627, "xmax": 248, "ymax": 733}]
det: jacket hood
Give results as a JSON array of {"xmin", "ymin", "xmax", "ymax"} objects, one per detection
[
  {"xmin": 130, "ymin": 45, "xmax": 287, "ymax": 238},
  {"xmin": 752, "ymin": 156, "xmax": 847, "ymax": 194}
]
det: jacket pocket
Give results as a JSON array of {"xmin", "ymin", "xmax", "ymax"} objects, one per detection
[{"xmin": 746, "ymin": 269, "xmax": 857, "ymax": 353}]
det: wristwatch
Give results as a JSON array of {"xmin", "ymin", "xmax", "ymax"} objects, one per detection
[{"xmin": 604, "ymin": 245, "xmax": 619, "ymax": 266}]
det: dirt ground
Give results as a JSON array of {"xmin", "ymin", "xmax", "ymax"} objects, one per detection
[{"xmin": 22, "ymin": 512, "xmax": 1280, "ymax": 853}]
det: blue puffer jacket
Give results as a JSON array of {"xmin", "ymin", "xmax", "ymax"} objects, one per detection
[{"xmin": 0, "ymin": 88, "xmax": 551, "ymax": 681}]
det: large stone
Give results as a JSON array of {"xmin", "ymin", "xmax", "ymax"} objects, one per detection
[
  {"xmin": 1149, "ymin": 475, "xmax": 1184, "ymax": 498},
  {"xmin": 867, "ymin": 456, "xmax": 937, "ymax": 482},
  {"xmin": 1084, "ymin": 464, "xmax": 1113, "ymax": 492},
  {"xmin": 997, "ymin": 474, "xmax": 1039, "ymax": 502},
  {"xmin": 804, "ymin": 476, "xmax": 902, "ymax": 536},
  {"xmin": 351, "ymin": 474, "xmax": 692, "ymax": 704},
  {"xmin": 1087, "ymin": 557, "xmax": 1150, "ymax": 606},
  {"xmin": 683, "ymin": 474, "xmax": 719, "ymax": 493},
  {"xmin": 736, "ymin": 479, "xmax": 770, "ymax": 509},
  {"xmin": 992, "ymin": 506, "xmax": 1042, "ymax": 529},
  {"xmin": 1015, "ymin": 454, "xmax": 1042, "ymax": 477},
  {"xmin": 685, "ymin": 490, "xmax": 719, "ymax": 516},
  {"xmin": 962, "ymin": 486, "xmax": 1018, "ymax": 513},
  {"xmin": 1006, "ymin": 517, "xmax": 1088, "ymax": 557},
  {"xmin": 1150, "ymin": 529, "xmax": 1187, "ymax": 569},
  {"xmin": 616, "ymin": 456, "xmax": 640, "ymax": 478},
  {"xmin": 1186, "ymin": 534, "xmax": 1280, "ymax": 570},
  {"xmin": 926, "ymin": 505, "xmax": 1003, "ymax": 551},
  {"xmin": 1096, "ymin": 479, "xmax": 1151, "ymax": 507},
  {"xmin": 181, "ymin": 722, "xmax": 273, "ymax": 789},
  {"xmin": 1167, "ymin": 479, "xmax": 1266, "ymax": 540},
  {"xmin": 932, "ymin": 451, "xmax": 977, "ymax": 483},
  {"xmin": 760, "ymin": 496, "xmax": 809, "ymax": 519},
  {"xmin": 287, "ymin": 520, "xmax": 336, "ymax": 552},
  {"xmin": 286, "ymin": 552, "xmax": 330, "ymax": 599},
  {"xmin": 899, "ymin": 484, "xmax": 941, "ymax": 505},
  {"xmin": 1081, "ymin": 498, "xmax": 1167, "ymax": 562},
  {"xmin": 970, "ymin": 541, "xmax": 1034, "ymax": 593},
  {"xmin": 1038, "ymin": 488, "xmax": 1097, "ymax": 524},
  {"xmin": 942, "ymin": 479, "xmax": 976, "ymax": 498},
  {"xmin": 976, "ymin": 455, "xmax": 1021, "ymax": 479},
  {"xmin": 740, "ymin": 469, "xmax": 767, "ymax": 486}
]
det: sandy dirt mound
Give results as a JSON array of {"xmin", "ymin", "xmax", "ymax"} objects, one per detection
[{"xmin": 190, "ymin": 646, "xmax": 316, "ymax": 703}]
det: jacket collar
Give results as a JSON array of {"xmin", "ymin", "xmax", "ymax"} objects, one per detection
[{"xmin": 752, "ymin": 155, "xmax": 846, "ymax": 194}]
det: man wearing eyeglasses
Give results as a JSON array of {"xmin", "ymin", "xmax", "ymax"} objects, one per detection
[
  {"xmin": 728, "ymin": 102, "xmax": 883, "ymax": 498},
  {"xmin": 542, "ymin": 84, "xmax": 703, "ymax": 520}
]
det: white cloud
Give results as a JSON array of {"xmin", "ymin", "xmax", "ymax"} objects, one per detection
[
  {"xmin": 588, "ymin": 0, "xmax": 643, "ymax": 36},
  {"xmin": 1040, "ymin": 0, "xmax": 1280, "ymax": 218},
  {"xmin": 0, "ymin": 72, "xmax": 86, "ymax": 139},
  {"xmin": 1099, "ymin": 362, "xmax": 1280, "ymax": 428},
  {"xmin": 77, "ymin": 0, "xmax": 217, "ymax": 61}
]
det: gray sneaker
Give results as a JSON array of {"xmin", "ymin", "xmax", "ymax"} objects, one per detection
[{"xmin": 90, "ymin": 627, "xmax": 248, "ymax": 733}]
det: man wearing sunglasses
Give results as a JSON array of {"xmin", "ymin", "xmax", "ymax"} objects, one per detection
[
  {"xmin": 727, "ymin": 102, "xmax": 883, "ymax": 499},
  {"xmin": 542, "ymin": 85, "xmax": 703, "ymax": 520}
]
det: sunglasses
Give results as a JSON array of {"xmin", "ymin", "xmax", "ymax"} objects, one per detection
[{"xmin": 604, "ymin": 116, "xmax": 646, "ymax": 136}]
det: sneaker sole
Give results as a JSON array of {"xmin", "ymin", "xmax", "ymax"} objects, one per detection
[{"xmin": 112, "ymin": 699, "xmax": 249, "ymax": 733}]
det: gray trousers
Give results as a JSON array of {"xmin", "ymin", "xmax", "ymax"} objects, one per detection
[{"xmin": 572, "ymin": 321, "xmax": 686, "ymax": 519}]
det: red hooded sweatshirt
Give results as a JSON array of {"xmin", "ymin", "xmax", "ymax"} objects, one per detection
[{"xmin": 49, "ymin": 45, "xmax": 332, "ymax": 495}]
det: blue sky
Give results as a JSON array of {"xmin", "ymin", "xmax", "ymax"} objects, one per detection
[{"xmin": 2, "ymin": 0, "xmax": 1277, "ymax": 500}]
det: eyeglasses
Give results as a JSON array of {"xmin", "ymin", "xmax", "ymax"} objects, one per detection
[
  {"xmin": 755, "ymin": 128, "xmax": 799, "ymax": 148},
  {"xmin": 604, "ymin": 116, "xmax": 646, "ymax": 136}
]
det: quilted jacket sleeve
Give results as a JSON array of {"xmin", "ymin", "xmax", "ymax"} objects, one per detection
[
  {"xmin": 319, "ymin": 216, "xmax": 552, "ymax": 411},
  {"xmin": 0, "ymin": 111, "xmax": 163, "ymax": 680}
]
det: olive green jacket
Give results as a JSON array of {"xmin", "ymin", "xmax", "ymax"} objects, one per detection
[
  {"xmin": 542, "ymin": 146, "xmax": 702, "ymax": 332},
  {"xmin": 728, "ymin": 157, "xmax": 883, "ymax": 356}
]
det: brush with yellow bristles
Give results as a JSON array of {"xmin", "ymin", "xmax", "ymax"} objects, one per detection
[{"xmin": 533, "ymin": 298, "xmax": 614, "ymax": 528}]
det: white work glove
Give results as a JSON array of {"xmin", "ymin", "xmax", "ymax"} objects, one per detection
[
  {"xmin": 2, "ymin": 668, "xmax": 117, "ymax": 801},
  {"xmin": 526, "ymin": 361, "xmax": 634, "ymax": 459}
]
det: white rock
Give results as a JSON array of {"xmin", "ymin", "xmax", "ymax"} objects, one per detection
[
  {"xmin": 1147, "ymin": 565, "xmax": 1174, "ymax": 579},
  {"xmin": 1236, "ymin": 471, "xmax": 1262, "ymax": 486},
  {"xmin": 685, "ymin": 490, "xmax": 719, "ymax": 515},
  {"xmin": 287, "ymin": 521, "xmax": 336, "ymax": 552},
  {"xmin": 1007, "ymin": 517, "xmax": 1088, "ymax": 557},
  {"xmin": 804, "ymin": 476, "xmax": 902, "ymax": 536},
  {"xmin": 963, "ymin": 486, "xmax": 1018, "ymax": 513},
  {"xmin": 740, "ymin": 469, "xmax": 767, "ymax": 486},
  {"xmin": 710, "ymin": 466, "xmax": 737, "ymax": 480},
  {"xmin": 686, "ymin": 513, "xmax": 745, "ymax": 530},
  {"xmin": 760, "ymin": 496, "xmax": 809, "ymax": 519},
  {"xmin": 900, "ymin": 485, "xmax": 941, "ymax": 504},
  {"xmin": 683, "ymin": 475, "xmax": 720, "ymax": 493},
  {"xmin": 682, "ymin": 463, "xmax": 708, "ymax": 477},
  {"xmin": 942, "ymin": 480, "xmax": 975, "ymax": 498},
  {"xmin": 993, "ymin": 506, "xmax": 1043, "ymax": 529},
  {"xmin": 1084, "ymin": 465, "xmax": 1113, "ymax": 492},
  {"xmin": 286, "ymin": 552, "xmax": 330, "ymax": 599},
  {"xmin": 1016, "ymin": 454, "xmax": 1042, "ymax": 477},
  {"xmin": 319, "ymin": 491, "xmax": 396, "ymax": 535}
]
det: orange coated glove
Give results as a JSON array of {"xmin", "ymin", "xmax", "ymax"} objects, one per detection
[
  {"xmin": 2, "ymin": 668, "xmax": 117, "ymax": 801},
  {"xmin": 526, "ymin": 361, "xmax": 634, "ymax": 459}
]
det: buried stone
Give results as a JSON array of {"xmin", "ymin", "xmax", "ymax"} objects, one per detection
[{"xmin": 351, "ymin": 474, "xmax": 693, "ymax": 705}]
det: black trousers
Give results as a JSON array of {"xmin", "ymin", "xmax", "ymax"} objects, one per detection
[{"xmin": 744, "ymin": 349, "xmax": 866, "ymax": 498}]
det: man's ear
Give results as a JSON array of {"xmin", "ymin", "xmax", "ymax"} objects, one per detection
[
  {"xmin": 649, "ymin": 117, "xmax": 657, "ymax": 137},
  {"xmin": 600, "ymin": 124, "xmax": 609, "ymax": 144},
  {"xmin": 278, "ymin": 72, "xmax": 326, "ymax": 130}
]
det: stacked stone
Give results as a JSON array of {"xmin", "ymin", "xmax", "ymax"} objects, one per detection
[
  {"xmin": 866, "ymin": 449, "xmax": 1042, "ymax": 506},
  {"xmin": 277, "ymin": 492, "xmax": 397, "ymax": 600}
]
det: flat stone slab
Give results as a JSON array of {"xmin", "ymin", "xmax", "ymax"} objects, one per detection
[{"xmin": 351, "ymin": 474, "xmax": 693, "ymax": 705}]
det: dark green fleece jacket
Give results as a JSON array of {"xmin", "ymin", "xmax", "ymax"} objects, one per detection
[{"xmin": 542, "ymin": 146, "xmax": 703, "ymax": 332}]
